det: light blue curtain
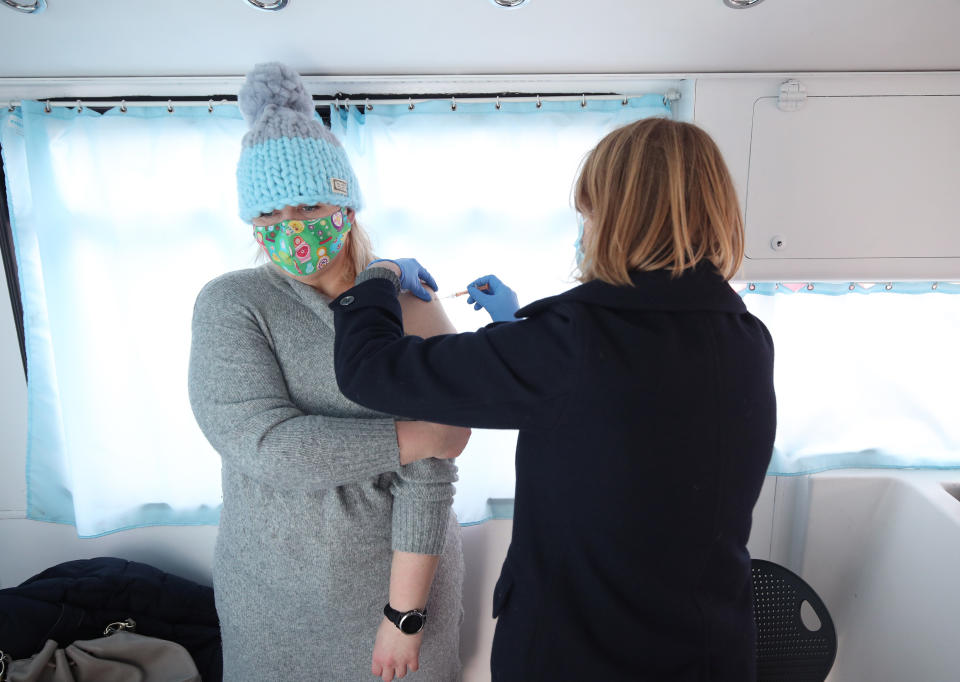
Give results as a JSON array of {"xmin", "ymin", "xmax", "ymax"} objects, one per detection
[
  {"xmin": 332, "ymin": 96, "xmax": 672, "ymax": 524},
  {"xmin": 1, "ymin": 102, "xmax": 253, "ymax": 536},
  {"xmin": 2, "ymin": 95, "xmax": 672, "ymax": 534},
  {"xmin": 739, "ymin": 282, "xmax": 960, "ymax": 475}
]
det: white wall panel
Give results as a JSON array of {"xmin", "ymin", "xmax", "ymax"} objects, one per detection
[
  {"xmin": 694, "ymin": 73, "xmax": 960, "ymax": 280},
  {"xmin": 746, "ymin": 95, "xmax": 960, "ymax": 260}
]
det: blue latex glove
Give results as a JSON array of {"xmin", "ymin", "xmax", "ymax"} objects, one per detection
[
  {"xmin": 368, "ymin": 258, "xmax": 438, "ymax": 302},
  {"xmin": 466, "ymin": 274, "xmax": 519, "ymax": 322}
]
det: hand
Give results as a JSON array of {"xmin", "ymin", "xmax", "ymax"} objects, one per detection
[
  {"xmin": 467, "ymin": 274, "xmax": 519, "ymax": 322},
  {"xmin": 372, "ymin": 617, "xmax": 424, "ymax": 681},
  {"xmin": 396, "ymin": 421, "xmax": 470, "ymax": 466},
  {"xmin": 369, "ymin": 258, "xmax": 438, "ymax": 302}
]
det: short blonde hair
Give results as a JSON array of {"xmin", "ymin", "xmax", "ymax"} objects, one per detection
[{"xmin": 573, "ymin": 118, "xmax": 744, "ymax": 284}]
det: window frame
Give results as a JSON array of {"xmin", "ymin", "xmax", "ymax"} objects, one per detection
[{"xmin": 0, "ymin": 143, "xmax": 27, "ymax": 380}]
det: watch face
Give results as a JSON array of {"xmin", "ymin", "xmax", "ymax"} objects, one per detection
[{"xmin": 398, "ymin": 611, "xmax": 425, "ymax": 634}]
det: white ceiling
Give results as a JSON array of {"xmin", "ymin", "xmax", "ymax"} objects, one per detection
[{"xmin": 0, "ymin": 0, "xmax": 958, "ymax": 80}]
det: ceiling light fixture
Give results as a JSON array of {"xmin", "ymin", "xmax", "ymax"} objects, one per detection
[
  {"xmin": 491, "ymin": 0, "xmax": 529, "ymax": 8},
  {"xmin": 245, "ymin": 0, "xmax": 288, "ymax": 10},
  {"xmin": 2, "ymin": 0, "xmax": 46, "ymax": 13},
  {"xmin": 723, "ymin": 0, "xmax": 766, "ymax": 7}
]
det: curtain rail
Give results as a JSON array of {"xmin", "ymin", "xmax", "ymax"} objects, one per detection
[{"xmin": 7, "ymin": 91, "xmax": 682, "ymax": 111}]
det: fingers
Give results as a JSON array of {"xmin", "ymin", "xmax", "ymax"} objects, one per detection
[
  {"xmin": 467, "ymin": 285, "xmax": 486, "ymax": 310},
  {"xmin": 413, "ymin": 285, "xmax": 433, "ymax": 303},
  {"xmin": 420, "ymin": 269, "xmax": 438, "ymax": 293},
  {"xmin": 469, "ymin": 275, "xmax": 494, "ymax": 290},
  {"xmin": 372, "ymin": 663, "xmax": 408, "ymax": 681}
]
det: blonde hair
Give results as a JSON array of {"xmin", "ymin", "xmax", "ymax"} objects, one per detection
[
  {"xmin": 342, "ymin": 220, "xmax": 376, "ymax": 282},
  {"xmin": 573, "ymin": 118, "xmax": 744, "ymax": 285}
]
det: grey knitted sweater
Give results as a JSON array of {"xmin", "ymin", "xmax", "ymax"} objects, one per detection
[{"xmin": 188, "ymin": 264, "xmax": 463, "ymax": 681}]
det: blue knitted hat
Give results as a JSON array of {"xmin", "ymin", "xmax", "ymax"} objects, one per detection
[{"xmin": 236, "ymin": 62, "xmax": 362, "ymax": 222}]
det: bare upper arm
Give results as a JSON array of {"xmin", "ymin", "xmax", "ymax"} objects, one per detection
[{"xmin": 398, "ymin": 291, "xmax": 456, "ymax": 338}]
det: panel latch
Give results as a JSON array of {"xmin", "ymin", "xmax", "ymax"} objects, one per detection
[{"xmin": 778, "ymin": 80, "xmax": 808, "ymax": 112}]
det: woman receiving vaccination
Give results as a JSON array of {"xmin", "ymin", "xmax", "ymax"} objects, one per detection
[{"xmin": 189, "ymin": 63, "xmax": 466, "ymax": 682}]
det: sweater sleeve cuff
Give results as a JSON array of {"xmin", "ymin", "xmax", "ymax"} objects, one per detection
[
  {"xmin": 391, "ymin": 499, "xmax": 452, "ymax": 555},
  {"xmin": 354, "ymin": 266, "xmax": 401, "ymax": 294}
]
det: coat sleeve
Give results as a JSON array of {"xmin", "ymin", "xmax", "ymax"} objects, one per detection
[
  {"xmin": 332, "ymin": 278, "xmax": 582, "ymax": 430},
  {"xmin": 188, "ymin": 280, "xmax": 400, "ymax": 492}
]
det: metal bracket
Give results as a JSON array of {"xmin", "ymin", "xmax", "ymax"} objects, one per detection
[{"xmin": 778, "ymin": 79, "xmax": 807, "ymax": 112}]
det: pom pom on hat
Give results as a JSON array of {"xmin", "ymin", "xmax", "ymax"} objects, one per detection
[
  {"xmin": 236, "ymin": 62, "xmax": 363, "ymax": 221},
  {"xmin": 238, "ymin": 62, "xmax": 314, "ymax": 125}
]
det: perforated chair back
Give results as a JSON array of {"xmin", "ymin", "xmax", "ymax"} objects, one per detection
[{"xmin": 751, "ymin": 559, "xmax": 837, "ymax": 682}]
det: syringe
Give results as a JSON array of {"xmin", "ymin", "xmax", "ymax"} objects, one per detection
[{"xmin": 440, "ymin": 282, "xmax": 490, "ymax": 299}]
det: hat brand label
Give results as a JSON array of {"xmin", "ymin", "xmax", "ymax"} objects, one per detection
[{"xmin": 330, "ymin": 178, "xmax": 349, "ymax": 195}]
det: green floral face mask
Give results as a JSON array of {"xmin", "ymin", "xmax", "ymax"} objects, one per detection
[{"xmin": 253, "ymin": 207, "xmax": 353, "ymax": 277}]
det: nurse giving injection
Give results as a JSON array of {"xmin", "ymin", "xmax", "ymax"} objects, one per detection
[{"xmin": 331, "ymin": 118, "xmax": 776, "ymax": 681}]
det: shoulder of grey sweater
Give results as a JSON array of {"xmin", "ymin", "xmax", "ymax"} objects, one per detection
[{"xmin": 194, "ymin": 266, "xmax": 274, "ymax": 316}]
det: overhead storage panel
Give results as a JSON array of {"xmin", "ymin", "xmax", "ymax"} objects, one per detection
[{"xmin": 744, "ymin": 94, "xmax": 960, "ymax": 264}]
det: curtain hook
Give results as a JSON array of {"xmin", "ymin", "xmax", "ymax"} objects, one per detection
[
  {"xmin": 580, "ymin": 94, "xmax": 586, "ymax": 108},
  {"xmin": 44, "ymin": 100, "xmax": 51, "ymax": 113},
  {"xmin": 365, "ymin": 98, "xmax": 372, "ymax": 111},
  {"xmin": 7, "ymin": 101, "xmax": 14, "ymax": 112},
  {"xmin": 408, "ymin": 98, "xmax": 415, "ymax": 111},
  {"xmin": 536, "ymin": 94, "xmax": 542, "ymax": 109},
  {"xmin": 748, "ymin": 283, "xmax": 756, "ymax": 291},
  {"xmin": 932, "ymin": 282, "xmax": 939, "ymax": 290},
  {"xmin": 451, "ymin": 96, "xmax": 457, "ymax": 111},
  {"xmin": 848, "ymin": 283, "xmax": 856, "ymax": 291},
  {"xmin": 208, "ymin": 99, "xmax": 214, "ymax": 113},
  {"xmin": 167, "ymin": 100, "xmax": 174, "ymax": 113},
  {"xmin": 622, "ymin": 95, "xmax": 629, "ymax": 106},
  {"xmin": 495, "ymin": 96, "xmax": 501, "ymax": 110},
  {"xmin": 806, "ymin": 283, "xmax": 815, "ymax": 291},
  {"xmin": 884, "ymin": 282, "xmax": 893, "ymax": 291},
  {"xmin": 75, "ymin": 100, "xmax": 83, "ymax": 113},
  {"xmin": 119, "ymin": 100, "xmax": 127, "ymax": 113}
]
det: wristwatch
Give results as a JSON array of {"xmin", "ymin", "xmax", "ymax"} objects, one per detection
[{"xmin": 383, "ymin": 603, "xmax": 427, "ymax": 635}]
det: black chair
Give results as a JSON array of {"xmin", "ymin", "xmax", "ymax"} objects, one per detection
[{"xmin": 751, "ymin": 559, "xmax": 837, "ymax": 682}]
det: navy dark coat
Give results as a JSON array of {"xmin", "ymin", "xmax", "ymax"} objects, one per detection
[
  {"xmin": 0, "ymin": 557, "xmax": 221, "ymax": 682},
  {"xmin": 332, "ymin": 266, "xmax": 776, "ymax": 681}
]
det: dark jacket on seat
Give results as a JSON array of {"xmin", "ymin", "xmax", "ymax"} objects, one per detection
[
  {"xmin": 0, "ymin": 557, "xmax": 221, "ymax": 682},
  {"xmin": 333, "ymin": 266, "xmax": 777, "ymax": 681}
]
